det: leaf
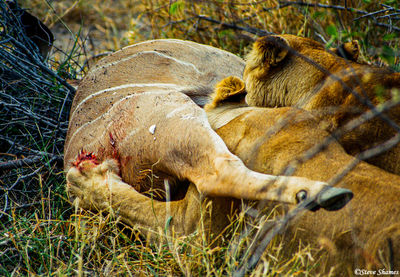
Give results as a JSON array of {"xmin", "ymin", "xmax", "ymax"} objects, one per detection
[
  {"xmin": 380, "ymin": 45, "xmax": 396, "ymax": 65},
  {"xmin": 383, "ymin": 33, "xmax": 396, "ymax": 41},
  {"xmin": 169, "ymin": 1, "xmax": 185, "ymax": 15},
  {"xmin": 326, "ymin": 25, "xmax": 338, "ymax": 38},
  {"xmin": 218, "ymin": 29, "xmax": 234, "ymax": 38},
  {"xmin": 374, "ymin": 84, "xmax": 386, "ymax": 104},
  {"xmin": 312, "ymin": 11, "xmax": 326, "ymax": 20}
]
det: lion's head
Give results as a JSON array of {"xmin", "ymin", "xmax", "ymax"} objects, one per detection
[{"xmin": 243, "ymin": 34, "xmax": 360, "ymax": 108}]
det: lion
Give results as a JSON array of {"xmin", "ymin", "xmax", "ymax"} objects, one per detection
[
  {"xmin": 68, "ymin": 76, "xmax": 400, "ymax": 274},
  {"xmin": 243, "ymin": 34, "xmax": 400, "ymax": 175},
  {"xmin": 207, "ymin": 77, "xmax": 400, "ymax": 273}
]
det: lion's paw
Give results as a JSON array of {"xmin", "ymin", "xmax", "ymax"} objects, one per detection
[
  {"xmin": 330, "ymin": 40, "xmax": 360, "ymax": 61},
  {"xmin": 205, "ymin": 76, "xmax": 246, "ymax": 110}
]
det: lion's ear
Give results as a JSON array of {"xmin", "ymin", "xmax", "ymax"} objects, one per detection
[
  {"xmin": 252, "ymin": 35, "xmax": 290, "ymax": 66},
  {"xmin": 330, "ymin": 40, "xmax": 360, "ymax": 62}
]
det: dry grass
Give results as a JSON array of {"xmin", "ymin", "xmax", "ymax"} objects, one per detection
[
  {"xmin": 21, "ymin": 0, "xmax": 399, "ymax": 67},
  {"xmin": 1, "ymin": 0, "xmax": 399, "ymax": 275}
]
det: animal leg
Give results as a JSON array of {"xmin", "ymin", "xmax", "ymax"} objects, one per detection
[
  {"xmin": 140, "ymin": 93, "xmax": 352, "ymax": 208},
  {"xmin": 66, "ymin": 156, "xmax": 203, "ymax": 236}
]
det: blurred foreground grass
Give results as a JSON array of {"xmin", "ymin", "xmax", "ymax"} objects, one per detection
[{"xmin": 1, "ymin": 0, "xmax": 399, "ymax": 275}]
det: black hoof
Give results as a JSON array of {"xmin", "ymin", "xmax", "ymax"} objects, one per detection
[{"xmin": 303, "ymin": 187, "xmax": 353, "ymax": 212}]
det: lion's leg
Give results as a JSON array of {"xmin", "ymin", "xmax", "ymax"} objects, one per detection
[{"xmin": 66, "ymin": 157, "xmax": 202, "ymax": 236}]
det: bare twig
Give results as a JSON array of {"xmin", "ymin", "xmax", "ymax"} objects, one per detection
[
  {"xmin": 354, "ymin": 8, "xmax": 392, "ymax": 21},
  {"xmin": 326, "ymin": 133, "xmax": 400, "ymax": 189},
  {"xmin": 0, "ymin": 156, "xmax": 43, "ymax": 171},
  {"xmin": 195, "ymin": 14, "xmax": 273, "ymax": 36},
  {"xmin": 288, "ymin": 45, "xmax": 400, "ymax": 134},
  {"xmin": 381, "ymin": 3, "xmax": 400, "ymax": 13},
  {"xmin": 0, "ymin": 1, "xmax": 75, "ymax": 164},
  {"xmin": 0, "ymin": 154, "xmax": 62, "ymax": 172},
  {"xmin": 237, "ymin": 93, "xmax": 400, "ymax": 274}
]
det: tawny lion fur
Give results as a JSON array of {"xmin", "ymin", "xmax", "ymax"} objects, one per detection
[
  {"xmin": 244, "ymin": 34, "xmax": 400, "ymax": 175},
  {"xmin": 207, "ymin": 77, "xmax": 400, "ymax": 273}
]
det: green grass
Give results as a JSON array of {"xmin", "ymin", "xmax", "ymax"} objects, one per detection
[
  {"xmin": 1, "ymin": 179, "xmax": 328, "ymax": 276},
  {"xmin": 0, "ymin": 173, "xmax": 322, "ymax": 275}
]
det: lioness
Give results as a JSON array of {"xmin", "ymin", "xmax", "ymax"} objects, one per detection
[
  {"xmin": 207, "ymin": 77, "xmax": 400, "ymax": 273},
  {"xmin": 244, "ymin": 34, "xmax": 400, "ymax": 174}
]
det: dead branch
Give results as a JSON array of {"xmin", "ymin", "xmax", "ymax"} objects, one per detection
[
  {"xmin": 0, "ymin": 156, "xmax": 43, "ymax": 171},
  {"xmin": 195, "ymin": 14, "xmax": 273, "ymax": 36},
  {"xmin": 277, "ymin": 1, "xmax": 366, "ymax": 14},
  {"xmin": 0, "ymin": 154, "xmax": 62, "ymax": 172}
]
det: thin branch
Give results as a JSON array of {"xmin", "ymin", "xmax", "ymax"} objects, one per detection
[
  {"xmin": 325, "ymin": 133, "xmax": 400, "ymax": 189},
  {"xmin": 0, "ymin": 156, "xmax": 43, "ymax": 171},
  {"xmin": 381, "ymin": 3, "xmax": 400, "ymax": 13},
  {"xmin": 0, "ymin": 93, "xmax": 59, "ymax": 128},
  {"xmin": 374, "ymin": 21, "xmax": 400, "ymax": 32},
  {"xmin": 288, "ymin": 45, "xmax": 400, "ymax": 134},
  {"xmin": 207, "ymin": 0, "xmax": 270, "ymax": 6},
  {"xmin": 6, "ymin": 35, "xmax": 76, "ymax": 94},
  {"xmin": 0, "ymin": 154, "xmax": 62, "ymax": 172},
  {"xmin": 236, "ymin": 98, "xmax": 400, "ymax": 274},
  {"xmin": 277, "ymin": 1, "xmax": 367, "ymax": 15},
  {"xmin": 354, "ymin": 8, "xmax": 392, "ymax": 21},
  {"xmin": 195, "ymin": 14, "xmax": 272, "ymax": 36}
]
